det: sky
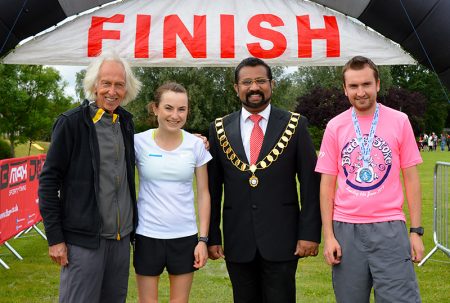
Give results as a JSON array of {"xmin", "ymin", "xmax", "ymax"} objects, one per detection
[{"xmin": 52, "ymin": 65, "xmax": 84, "ymax": 100}]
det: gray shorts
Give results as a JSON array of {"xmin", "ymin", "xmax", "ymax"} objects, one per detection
[{"xmin": 332, "ymin": 221, "xmax": 421, "ymax": 303}]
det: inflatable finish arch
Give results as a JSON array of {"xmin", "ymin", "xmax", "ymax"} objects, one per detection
[{"xmin": 0, "ymin": 0, "xmax": 449, "ymax": 89}]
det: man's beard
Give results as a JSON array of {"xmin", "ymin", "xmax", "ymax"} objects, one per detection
[{"xmin": 240, "ymin": 90, "xmax": 270, "ymax": 109}]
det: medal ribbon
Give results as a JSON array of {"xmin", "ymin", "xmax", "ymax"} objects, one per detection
[{"xmin": 351, "ymin": 103, "xmax": 379, "ymax": 168}]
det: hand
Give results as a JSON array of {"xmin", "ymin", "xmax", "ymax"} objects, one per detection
[
  {"xmin": 410, "ymin": 233, "xmax": 424, "ymax": 263},
  {"xmin": 49, "ymin": 242, "xmax": 69, "ymax": 266},
  {"xmin": 194, "ymin": 133, "xmax": 210, "ymax": 150},
  {"xmin": 194, "ymin": 242, "xmax": 208, "ymax": 268},
  {"xmin": 207, "ymin": 245, "xmax": 225, "ymax": 260},
  {"xmin": 323, "ymin": 237, "xmax": 342, "ymax": 265},
  {"xmin": 294, "ymin": 240, "xmax": 319, "ymax": 258}
]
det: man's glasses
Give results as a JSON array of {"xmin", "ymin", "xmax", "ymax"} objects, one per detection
[{"xmin": 238, "ymin": 78, "xmax": 271, "ymax": 87}]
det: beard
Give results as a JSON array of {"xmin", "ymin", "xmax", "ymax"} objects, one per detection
[{"xmin": 240, "ymin": 90, "xmax": 271, "ymax": 109}]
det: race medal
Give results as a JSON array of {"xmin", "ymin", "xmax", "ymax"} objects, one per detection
[
  {"xmin": 358, "ymin": 167, "xmax": 374, "ymax": 183},
  {"xmin": 351, "ymin": 104, "xmax": 379, "ymax": 185},
  {"xmin": 249, "ymin": 174, "xmax": 259, "ymax": 187}
]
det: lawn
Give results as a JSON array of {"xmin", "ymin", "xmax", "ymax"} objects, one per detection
[{"xmin": 1, "ymin": 144, "xmax": 449, "ymax": 302}]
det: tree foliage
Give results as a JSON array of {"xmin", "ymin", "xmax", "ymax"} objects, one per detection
[
  {"xmin": 290, "ymin": 65, "xmax": 393, "ymax": 98},
  {"xmin": 391, "ymin": 64, "xmax": 449, "ymax": 133},
  {"xmin": 294, "ymin": 87, "xmax": 348, "ymax": 130},
  {"xmin": 75, "ymin": 66, "xmax": 294, "ymax": 134},
  {"xmin": 125, "ymin": 67, "xmax": 238, "ymax": 134},
  {"xmin": 0, "ymin": 64, "xmax": 72, "ymax": 157},
  {"xmin": 292, "ymin": 63, "xmax": 447, "ymax": 141},
  {"xmin": 380, "ymin": 87, "xmax": 426, "ymax": 135},
  {"xmin": 75, "ymin": 69, "xmax": 87, "ymax": 102},
  {"xmin": 294, "ymin": 85, "xmax": 427, "ymax": 147}
]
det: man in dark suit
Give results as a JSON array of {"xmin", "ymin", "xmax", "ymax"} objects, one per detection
[{"xmin": 207, "ymin": 57, "xmax": 321, "ymax": 303}]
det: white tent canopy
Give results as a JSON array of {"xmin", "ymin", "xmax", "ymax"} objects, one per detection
[{"xmin": 2, "ymin": 0, "xmax": 414, "ymax": 67}]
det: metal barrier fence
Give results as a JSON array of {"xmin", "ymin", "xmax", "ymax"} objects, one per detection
[{"xmin": 419, "ymin": 161, "xmax": 450, "ymax": 266}]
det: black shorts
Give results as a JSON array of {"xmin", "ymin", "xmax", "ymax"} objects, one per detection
[{"xmin": 133, "ymin": 234, "xmax": 198, "ymax": 276}]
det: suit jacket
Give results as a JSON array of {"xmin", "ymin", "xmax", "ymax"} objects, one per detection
[{"xmin": 208, "ymin": 106, "xmax": 321, "ymax": 263}]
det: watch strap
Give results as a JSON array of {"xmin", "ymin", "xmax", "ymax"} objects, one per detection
[{"xmin": 198, "ymin": 236, "xmax": 209, "ymax": 243}]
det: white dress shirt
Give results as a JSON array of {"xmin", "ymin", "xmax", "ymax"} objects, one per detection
[{"xmin": 240, "ymin": 104, "xmax": 271, "ymax": 163}]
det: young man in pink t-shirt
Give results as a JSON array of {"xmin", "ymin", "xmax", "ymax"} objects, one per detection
[{"xmin": 315, "ymin": 56, "xmax": 424, "ymax": 303}]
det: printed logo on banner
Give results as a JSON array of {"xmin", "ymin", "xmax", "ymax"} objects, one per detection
[
  {"xmin": 27, "ymin": 213, "xmax": 36, "ymax": 224},
  {"xmin": 9, "ymin": 161, "xmax": 28, "ymax": 186},
  {"xmin": 1, "ymin": 158, "xmax": 43, "ymax": 194},
  {"xmin": 0, "ymin": 204, "xmax": 19, "ymax": 220},
  {"xmin": 0, "ymin": 155, "xmax": 46, "ymax": 243}
]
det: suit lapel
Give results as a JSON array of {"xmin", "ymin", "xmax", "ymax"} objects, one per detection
[
  {"xmin": 258, "ymin": 106, "xmax": 290, "ymax": 161},
  {"xmin": 224, "ymin": 110, "xmax": 249, "ymax": 163}
]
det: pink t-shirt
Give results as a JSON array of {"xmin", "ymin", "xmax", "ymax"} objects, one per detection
[{"xmin": 315, "ymin": 104, "xmax": 422, "ymax": 223}]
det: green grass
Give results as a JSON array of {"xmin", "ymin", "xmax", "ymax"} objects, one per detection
[{"xmin": 1, "ymin": 144, "xmax": 449, "ymax": 302}]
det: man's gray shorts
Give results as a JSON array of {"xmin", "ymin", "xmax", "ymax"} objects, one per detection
[
  {"xmin": 59, "ymin": 235, "xmax": 130, "ymax": 303},
  {"xmin": 332, "ymin": 221, "xmax": 421, "ymax": 303}
]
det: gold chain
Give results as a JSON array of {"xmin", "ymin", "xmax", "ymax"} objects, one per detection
[{"xmin": 215, "ymin": 112, "xmax": 300, "ymax": 187}]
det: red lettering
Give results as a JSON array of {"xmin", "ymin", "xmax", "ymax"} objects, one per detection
[
  {"xmin": 296, "ymin": 15, "xmax": 340, "ymax": 58},
  {"xmin": 135, "ymin": 15, "xmax": 151, "ymax": 58},
  {"xmin": 220, "ymin": 15, "xmax": 235, "ymax": 58},
  {"xmin": 87, "ymin": 15, "xmax": 124, "ymax": 57},
  {"xmin": 163, "ymin": 15, "xmax": 207, "ymax": 58},
  {"xmin": 246, "ymin": 14, "xmax": 287, "ymax": 59}
]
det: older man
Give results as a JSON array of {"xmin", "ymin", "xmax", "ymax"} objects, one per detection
[{"xmin": 39, "ymin": 53, "xmax": 141, "ymax": 303}]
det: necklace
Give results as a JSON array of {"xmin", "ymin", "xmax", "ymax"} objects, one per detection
[{"xmin": 215, "ymin": 112, "xmax": 300, "ymax": 187}]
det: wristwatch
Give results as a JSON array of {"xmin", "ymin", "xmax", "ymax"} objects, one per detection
[
  {"xmin": 198, "ymin": 236, "xmax": 209, "ymax": 243},
  {"xmin": 409, "ymin": 227, "xmax": 424, "ymax": 236}
]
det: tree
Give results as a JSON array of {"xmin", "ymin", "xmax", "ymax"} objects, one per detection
[
  {"xmin": 0, "ymin": 64, "xmax": 72, "ymax": 157},
  {"xmin": 72, "ymin": 66, "xmax": 295, "ymax": 134},
  {"xmin": 74, "ymin": 69, "xmax": 87, "ymax": 102},
  {"xmin": 295, "ymin": 87, "xmax": 348, "ymax": 129},
  {"xmin": 391, "ymin": 64, "xmax": 449, "ymax": 133},
  {"xmin": 290, "ymin": 65, "xmax": 393, "ymax": 99},
  {"xmin": 380, "ymin": 87, "xmax": 426, "ymax": 135},
  {"xmin": 294, "ymin": 87, "xmax": 348, "ymax": 149}
]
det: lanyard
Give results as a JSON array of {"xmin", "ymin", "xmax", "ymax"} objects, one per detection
[{"xmin": 351, "ymin": 103, "xmax": 379, "ymax": 168}]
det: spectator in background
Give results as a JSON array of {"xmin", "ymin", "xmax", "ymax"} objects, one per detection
[
  {"xmin": 447, "ymin": 133, "xmax": 450, "ymax": 151},
  {"xmin": 440, "ymin": 132, "xmax": 447, "ymax": 151},
  {"xmin": 432, "ymin": 132, "xmax": 438, "ymax": 151},
  {"xmin": 428, "ymin": 132, "xmax": 434, "ymax": 151}
]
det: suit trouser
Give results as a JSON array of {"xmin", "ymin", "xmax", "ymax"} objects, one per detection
[
  {"xmin": 59, "ymin": 235, "xmax": 130, "ymax": 303},
  {"xmin": 226, "ymin": 250, "xmax": 298, "ymax": 303}
]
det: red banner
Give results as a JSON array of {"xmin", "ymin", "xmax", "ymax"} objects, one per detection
[{"xmin": 0, "ymin": 155, "xmax": 46, "ymax": 245}]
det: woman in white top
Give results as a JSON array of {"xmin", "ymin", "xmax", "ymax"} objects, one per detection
[{"xmin": 134, "ymin": 82, "xmax": 211, "ymax": 303}]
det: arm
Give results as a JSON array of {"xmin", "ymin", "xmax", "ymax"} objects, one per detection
[
  {"xmin": 402, "ymin": 165, "xmax": 424, "ymax": 263},
  {"xmin": 207, "ymin": 122, "xmax": 225, "ymax": 260},
  {"xmin": 295, "ymin": 117, "xmax": 321, "ymax": 256},
  {"xmin": 320, "ymin": 173, "xmax": 342, "ymax": 265},
  {"xmin": 193, "ymin": 164, "xmax": 211, "ymax": 268},
  {"xmin": 38, "ymin": 116, "xmax": 73, "ymax": 266}
]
